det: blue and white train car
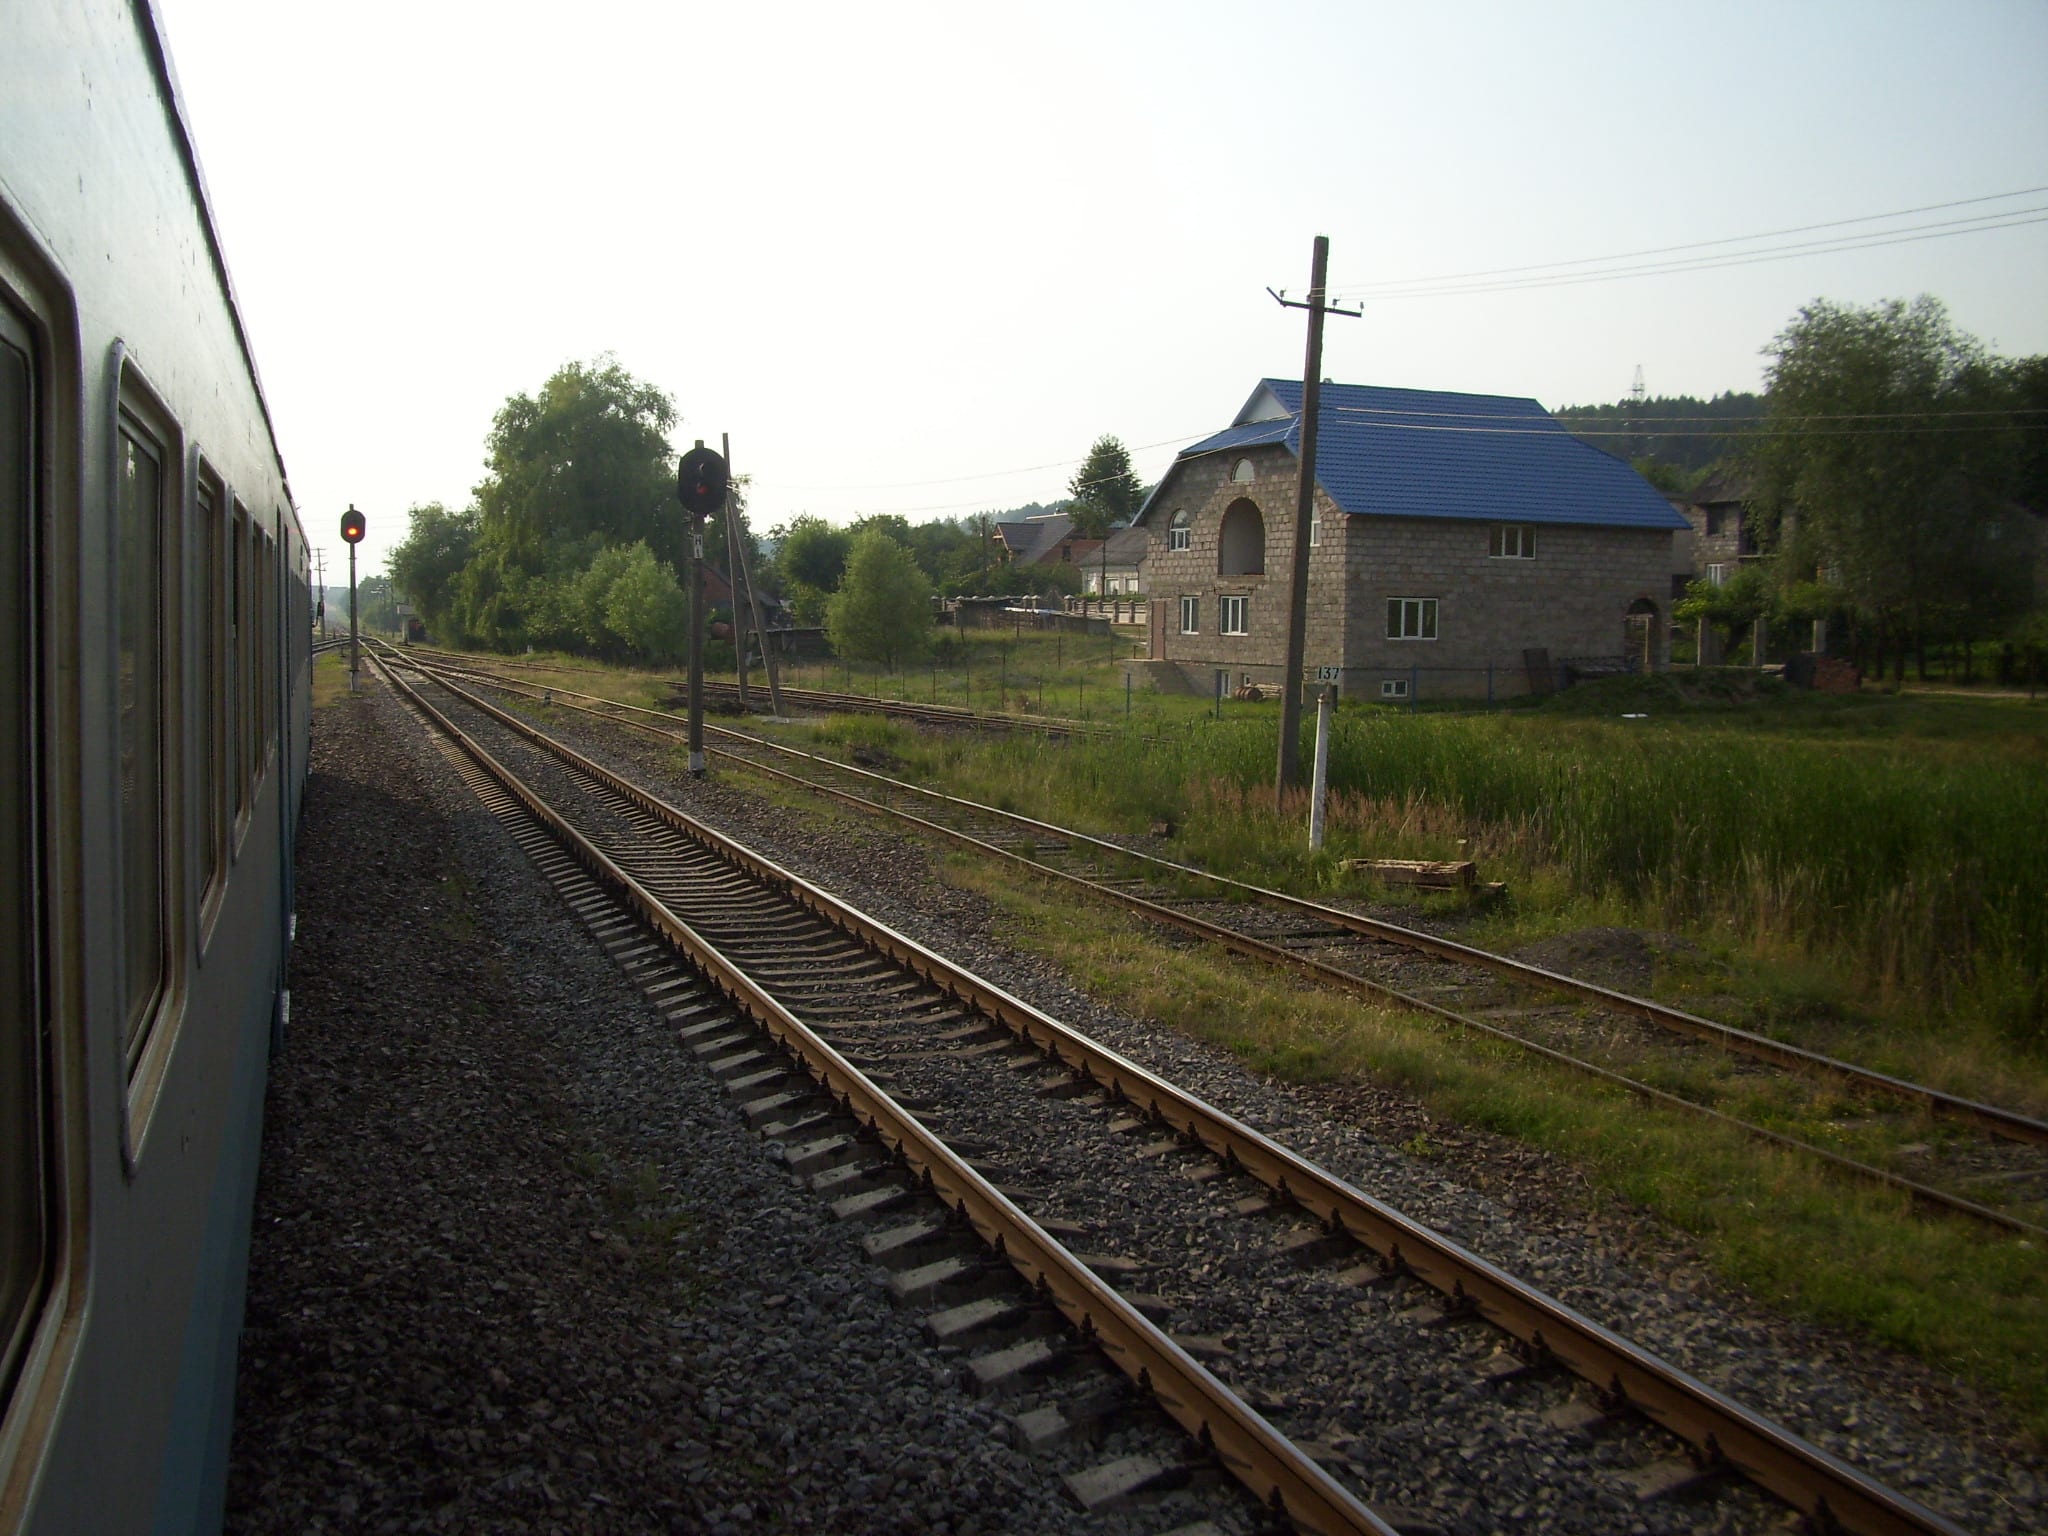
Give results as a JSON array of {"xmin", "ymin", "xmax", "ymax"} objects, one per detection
[{"xmin": 2, "ymin": 1, "xmax": 312, "ymax": 1530}]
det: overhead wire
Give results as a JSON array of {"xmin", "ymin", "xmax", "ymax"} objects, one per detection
[{"xmin": 1326, "ymin": 186, "xmax": 2048, "ymax": 300}]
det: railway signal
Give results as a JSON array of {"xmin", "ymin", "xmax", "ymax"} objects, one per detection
[
  {"xmin": 677, "ymin": 442, "xmax": 727, "ymax": 521},
  {"xmin": 677, "ymin": 443, "xmax": 727, "ymax": 774},
  {"xmin": 340, "ymin": 504, "xmax": 364, "ymax": 691}
]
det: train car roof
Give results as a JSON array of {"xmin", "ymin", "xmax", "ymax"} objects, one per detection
[{"xmin": 135, "ymin": 0, "xmax": 301, "ymax": 537}]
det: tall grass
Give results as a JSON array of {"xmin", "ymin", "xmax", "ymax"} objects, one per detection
[{"xmin": 953, "ymin": 709, "xmax": 2048, "ymax": 1050}]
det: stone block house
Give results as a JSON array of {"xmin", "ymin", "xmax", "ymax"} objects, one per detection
[
  {"xmin": 1672, "ymin": 469, "xmax": 1759, "ymax": 591},
  {"xmin": 1134, "ymin": 380, "xmax": 1691, "ymax": 701}
]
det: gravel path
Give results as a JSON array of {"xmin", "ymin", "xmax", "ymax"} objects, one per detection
[{"xmin": 225, "ymin": 674, "xmax": 2045, "ymax": 1535}]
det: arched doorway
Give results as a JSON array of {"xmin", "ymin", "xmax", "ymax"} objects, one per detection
[{"xmin": 1218, "ymin": 498, "xmax": 1265, "ymax": 576}]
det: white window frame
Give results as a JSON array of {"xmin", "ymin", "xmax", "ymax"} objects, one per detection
[
  {"xmin": 1220, "ymin": 594, "xmax": 1248, "ymax": 635},
  {"xmin": 1706, "ymin": 562, "xmax": 1726, "ymax": 587},
  {"xmin": 1308, "ymin": 510, "xmax": 1320, "ymax": 548},
  {"xmin": 1168, "ymin": 509, "xmax": 1190, "ymax": 552},
  {"xmin": 1386, "ymin": 596, "xmax": 1438, "ymax": 641},
  {"xmin": 1380, "ymin": 678, "xmax": 1410, "ymax": 700},
  {"xmin": 1489, "ymin": 523, "xmax": 1535, "ymax": 559},
  {"xmin": 1178, "ymin": 594, "xmax": 1199, "ymax": 634}
]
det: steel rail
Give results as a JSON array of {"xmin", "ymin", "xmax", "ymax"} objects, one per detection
[
  {"xmin": 387, "ymin": 653, "xmax": 1972, "ymax": 1536},
  {"xmin": 391, "ymin": 644, "xmax": 2048, "ymax": 1150},
  {"xmin": 371, "ymin": 653, "xmax": 1394, "ymax": 1536},
  {"xmin": 382, "ymin": 650, "xmax": 2048, "ymax": 1235}
]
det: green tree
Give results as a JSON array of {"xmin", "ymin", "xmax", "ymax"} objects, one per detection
[
  {"xmin": 601, "ymin": 543, "xmax": 691, "ymax": 662},
  {"xmin": 387, "ymin": 501, "xmax": 478, "ymax": 642},
  {"xmin": 1750, "ymin": 296, "xmax": 2029, "ymax": 679},
  {"xmin": 770, "ymin": 513, "xmax": 853, "ymax": 625},
  {"xmin": 825, "ymin": 530, "xmax": 934, "ymax": 668},
  {"xmin": 906, "ymin": 516, "xmax": 983, "ymax": 593},
  {"xmin": 1066, "ymin": 435, "xmax": 1144, "ymax": 537},
  {"xmin": 848, "ymin": 513, "xmax": 913, "ymax": 547},
  {"xmin": 472, "ymin": 355, "xmax": 680, "ymax": 575},
  {"xmin": 1673, "ymin": 568, "xmax": 1771, "ymax": 659}
]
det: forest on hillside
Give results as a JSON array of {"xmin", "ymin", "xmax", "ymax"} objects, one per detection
[{"xmin": 1553, "ymin": 392, "xmax": 1761, "ymax": 479}]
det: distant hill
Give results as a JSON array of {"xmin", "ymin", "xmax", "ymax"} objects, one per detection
[{"xmin": 1553, "ymin": 392, "xmax": 1761, "ymax": 480}]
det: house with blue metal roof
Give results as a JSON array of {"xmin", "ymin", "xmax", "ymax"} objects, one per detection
[{"xmin": 1132, "ymin": 379, "xmax": 1690, "ymax": 701}]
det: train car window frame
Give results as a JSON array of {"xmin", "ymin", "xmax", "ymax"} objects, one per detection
[
  {"xmin": 112, "ymin": 355, "xmax": 188, "ymax": 1142},
  {"xmin": 0, "ymin": 288, "xmax": 50, "ymax": 1422},
  {"xmin": 259, "ymin": 526, "xmax": 277, "ymax": 769},
  {"xmin": 192, "ymin": 458, "xmax": 228, "ymax": 950},
  {"xmin": 230, "ymin": 500, "xmax": 252, "ymax": 850},
  {"xmin": 0, "ymin": 212, "xmax": 89, "ymax": 1519}
]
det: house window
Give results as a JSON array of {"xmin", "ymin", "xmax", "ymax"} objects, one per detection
[
  {"xmin": 1704, "ymin": 507, "xmax": 1723, "ymax": 537},
  {"xmin": 1232, "ymin": 458, "xmax": 1255, "ymax": 484},
  {"xmin": 1220, "ymin": 594, "xmax": 1248, "ymax": 635},
  {"xmin": 1308, "ymin": 511, "xmax": 1320, "ymax": 548},
  {"xmin": 1179, "ymin": 595, "xmax": 1198, "ymax": 634},
  {"xmin": 1488, "ymin": 523, "xmax": 1535, "ymax": 559},
  {"xmin": 1386, "ymin": 597, "xmax": 1438, "ymax": 640},
  {"xmin": 1706, "ymin": 563, "xmax": 1726, "ymax": 587},
  {"xmin": 1169, "ymin": 509, "xmax": 1190, "ymax": 552},
  {"xmin": 1380, "ymin": 678, "xmax": 1410, "ymax": 700}
]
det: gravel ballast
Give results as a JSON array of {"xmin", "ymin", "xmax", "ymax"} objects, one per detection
[
  {"xmin": 226, "ymin": 683, "xmax": 1187, "ymax": 1536},
  {"xmin": 226, "ymin": 675, "xmax": 2044, "ymax": 1534}
]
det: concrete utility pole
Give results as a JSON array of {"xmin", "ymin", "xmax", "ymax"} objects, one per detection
[{"xmin": 1269, "ymin": 236, "xmax": 1360, "ymax": 808}]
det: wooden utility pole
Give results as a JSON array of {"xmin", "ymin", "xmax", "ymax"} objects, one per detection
[
  {"xmin": 719, "ymin": 434, "xmax": 786, "ymax": 718},
  {"xmin": 1270, "ymin": 236, "xmax": 1360, "ymax": 807},
  {"xmin": 722, "ymin": 433, "xmax": 751, "ymax": 711}
]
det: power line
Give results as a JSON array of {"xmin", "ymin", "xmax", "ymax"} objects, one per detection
[
  {"xmin": 1328, "ymin": 210, "xmax": 2048, "ymax": 301},
  {"xmin": 1326, "ymin": 184, "xmax": 2048, "ymax": 297}
]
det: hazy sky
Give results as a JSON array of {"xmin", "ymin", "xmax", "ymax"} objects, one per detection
[{"xmin": 152, "ymin": 0, "xmax": 2048, "ymax": 579}]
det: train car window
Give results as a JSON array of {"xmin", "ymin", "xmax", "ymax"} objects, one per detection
[
  {"xmin": 116, "ymin": 411, "xmax": 170, "ymax": 1066},
  {"xmin": 262, "ymin": 530, "xmax": 276, "ymax": 755},
  {"xmin": 0, "ymin": 302, "xmax": 48, "ymax": 1399},
  {"xmin": 231, "ymin": 504, "xmax": 249, "ymax": 824},
  {"xmin": 253, "ymin": 531, "xmax": 269, "ymax": 768},
  {"xmin": 194, "ymin": 467, "xmax": 224, "ymax": 924}
]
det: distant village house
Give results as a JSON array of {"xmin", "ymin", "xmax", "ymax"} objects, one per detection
[{"xmin": 1133, "ymin": 380, "xmax": 1691, "ymax": 701}]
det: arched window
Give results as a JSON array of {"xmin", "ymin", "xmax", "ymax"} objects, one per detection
[
  {"xmin": 1168, "ymin": 508, "xmax": 1190, "ymax": 552},
  {"xmin": 1231, "ymin": 458, "xmax": 1255, "ymax": 484},
  {"xmin": 1218, "ymin": 498, "xmax": 1264, "ymax": 576}
]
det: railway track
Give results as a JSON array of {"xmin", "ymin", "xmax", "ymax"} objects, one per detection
[
  {"xmin": 370, "ymin": 646, "xmax": 1975, "ymax": 1536},
  {"xmin": 402, "ymin": 641, "xmax": 1103, "ymax": 738},
  {"xmin": 382, "ymin": 644, "xmax": 2048, "ymax": 1240}
]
